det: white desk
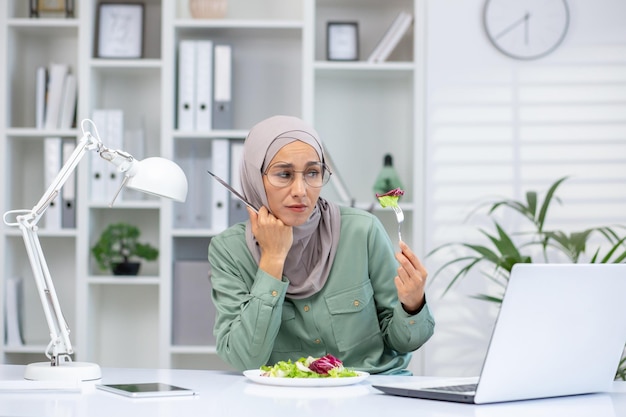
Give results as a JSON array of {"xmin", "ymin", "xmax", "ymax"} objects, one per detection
[{"xmin": 0, "ymin": 365, "xmax": 625, "ymax": 416}]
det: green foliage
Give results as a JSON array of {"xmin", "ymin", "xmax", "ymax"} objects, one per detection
[
  {"xmin": 91, "ymin": 223, "xmax": 158, "ymax": 271},
  {"xmin": 427, "ymin": 176, "xmax": 626, "ymax": 379}
]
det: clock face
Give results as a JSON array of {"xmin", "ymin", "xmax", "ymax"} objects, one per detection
[{"xmin": 483, "ymin": 0, "xmax": 569, "ymax": 60}]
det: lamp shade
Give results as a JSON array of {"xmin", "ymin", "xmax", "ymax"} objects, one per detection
[{"xmin": 125, "ymin": 157, "xmax": 188, "ymax": 202}]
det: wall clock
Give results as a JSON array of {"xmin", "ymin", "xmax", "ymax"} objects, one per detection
[{"xmin": 483, "ymin": 0, "xmax": 569, "ymax": 60}]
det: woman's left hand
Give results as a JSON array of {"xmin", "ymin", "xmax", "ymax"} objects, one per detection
[{"xmin": 394, "ymin": 241, "xmax": 428, "ymax": 314}]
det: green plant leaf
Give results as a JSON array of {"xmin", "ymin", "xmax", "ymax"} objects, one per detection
[{"xmin": 535, "ymin": 176, "xmax": 568, "ymax": 233}]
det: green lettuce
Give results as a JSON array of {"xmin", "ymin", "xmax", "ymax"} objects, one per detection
[{"xmin": 260, "ymin": 355, "xmax": 358, "ymax": 378}]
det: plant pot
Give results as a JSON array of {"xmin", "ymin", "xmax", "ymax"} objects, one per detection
[{"xmin": 112, "ymin": 262, "xmax": 141, "ymax": 276}]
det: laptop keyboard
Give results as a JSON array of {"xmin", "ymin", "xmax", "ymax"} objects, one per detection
[{"xmin": 426, "ymin": 383, "xmax": 477, "ymax": 393}]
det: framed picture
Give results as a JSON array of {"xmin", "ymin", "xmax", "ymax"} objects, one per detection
[
  {"xmin": 30, "ymin": 0, "xmax": 74, "ymax": 17},
  {"xmin": 326, "ymin": 22, "xmax": 359, "ymax": 61},
  {"xmin": 96, "ymin": 3, "xmax": 144, "ymax": 59}
]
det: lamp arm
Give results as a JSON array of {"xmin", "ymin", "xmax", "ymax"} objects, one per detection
[
  {"xmin": 17, "ymin": 220, "xmax": 73, "ymax": 364},
  {"xmin": 2, "ymin": 132, "xmax": 95, "ymax": 365},
  {"xmin": 1, "ymin": 124, "xmax": 124, "ymax": 366}
]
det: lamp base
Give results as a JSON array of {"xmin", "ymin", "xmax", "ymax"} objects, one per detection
[{"xmin": 24, "ymin": 361, "xmax": 102, "ymax": 381}]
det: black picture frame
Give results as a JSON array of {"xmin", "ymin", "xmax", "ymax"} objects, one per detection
[
  {"xmin": 326, "ymin": 22, "xmax": 359, "ymax": 61},
  {"xmin": 96, "ymin": 2, "xmax": 145, "ymax": 59}
]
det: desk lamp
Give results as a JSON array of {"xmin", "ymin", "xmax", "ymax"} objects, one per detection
[{"xmin": 3, "ymin": 119, "xmax": 188, "ymax": 381}]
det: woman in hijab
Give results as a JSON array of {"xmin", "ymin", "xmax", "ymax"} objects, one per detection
[{"xmin": 208, "ymin": 115, "xmax": 434, "ymax": 375}]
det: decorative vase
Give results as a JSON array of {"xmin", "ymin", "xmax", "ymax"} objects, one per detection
[
  {"xmin": 112, "ymin": 262, "xmax": 141, "ymax": 276},
  {"xmin": 189, "ymin": 0, "xmax": 227, "ymax": 19},
  {"xmin": 373, "ymin": 153, "xmax": 404, "ymax": 197}
]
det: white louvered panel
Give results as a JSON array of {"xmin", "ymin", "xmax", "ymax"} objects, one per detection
[{"xmin": 421, "ymin": 0, "xmax": 626, "ymax": 377}]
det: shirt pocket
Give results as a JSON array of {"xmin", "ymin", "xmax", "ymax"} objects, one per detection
[
  {"xmin": 325, "ymin": 281, "xmax": 381, "ymax": 352},
  {"xmin": 273, "ymin": 303, "xmax": 303, "ymax": 352}
]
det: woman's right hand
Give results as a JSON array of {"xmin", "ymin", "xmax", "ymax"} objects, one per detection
[{"xmin": 248, "ymin": 206, "xmax": 293, "ymax": 279}]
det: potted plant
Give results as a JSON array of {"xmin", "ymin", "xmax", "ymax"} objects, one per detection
[
  {"xmin": 91, "ymin": 222, "xmax": 159, "ymax": 276},
  {"xmin": 428, "ymin": 176, "xmax": 626, "ymax": 379}
]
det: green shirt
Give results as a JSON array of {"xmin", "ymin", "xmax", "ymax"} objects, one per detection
[{"xmin": 208, "ymin": 206, "xmax": 435, "ymax": 375}]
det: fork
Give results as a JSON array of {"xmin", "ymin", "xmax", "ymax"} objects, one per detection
[{"xmin": 392, "ymin": 205, "xmax": 404, "ymax": 242}]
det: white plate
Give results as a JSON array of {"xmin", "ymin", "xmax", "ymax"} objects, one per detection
[{"xmin": 243, "ymin": 369, "xmax": 369, "ymax": 387}]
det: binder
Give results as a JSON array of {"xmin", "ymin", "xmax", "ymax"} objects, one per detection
[
  {"xmin": 35, "ymin": 66, "xmax": 47, "ymax": 129},
  {"xmin": 61, "ymin": 138, "xmax": 77, "ymax": 228},
  {"xmin": 212, "ymin": 44, "xmax": 233, "ymax": 129},
  {"xmin": 177, "ymin": 40, "xmax": 197, "ymax": 130},
  {"xmin": 44, "ymin": 63, "xmax": 68, "ymax": 130},
  {"xmin": 210, "ymin": 139, "xmax": 230, "ymax": 231},
  {"xmin": 58, "ymin": 73, "xmax": 77, "ymax": 130},
  {"xmin": 89, "ymin": 110, "xmax": 108, "ymax": 203},
  {"xmin": 173, "ymin": 140, "xmax": 193, "ymax": 228},
  {"xmin": 228, "ymin": 140, "xmax": 247, "ymax": 225},
  {"xmin": 172, "ymin": 261, "xmax": 215, "ymax": 346},
  {"xmin": 195, "ymin": 40, "xmax": 214, "ymax": 131},
  {"xmin": 122, "ymin": 119, "xmax": 146, "ymax": 201},
  {"xmin": 4, "ymin": 276, "xmax": 24, "ymax": 346},
  {"xmin": 105, "ymin": 110, "xmax": 125, "ymax": 202},
  {"xmin": 191, "ymin": 141, "xmax": 213, "ymax": 228},
  {"xmin": 43, "ymin": 137, "xmax": 62, "ymax": 230}
]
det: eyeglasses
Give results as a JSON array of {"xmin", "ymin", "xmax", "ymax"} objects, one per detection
[{"xmin": 264, "ymin": 162, "xmax": 332, "ymax": 188}]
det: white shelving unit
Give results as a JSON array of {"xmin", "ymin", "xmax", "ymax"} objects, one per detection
[{"xmin": 0, "ymin": 0, "xmax": 423, "ymax": 371}]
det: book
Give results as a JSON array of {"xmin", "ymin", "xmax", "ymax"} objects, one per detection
[
  {"xmin": 44, "ymin": 63, "xmax": 68, "ymax": 130},
  {"xmin": 58, "ymin": 73, "xmax": 77, "ymax": 129},
  {"xmin": 367, "ymin": 11, "xmax": 413, "ymax": 63},
  {"xmin": 35, "ymin": 66, "xmax": 47, "ymax": 129}
]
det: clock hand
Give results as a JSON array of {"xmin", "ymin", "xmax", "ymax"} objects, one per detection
[
  {"xmin": 524, "ymin": 12, "xmax": 530, "ymax": 45},
  {"xmin": 494, "ymin": 12, "xmax": 531, "ymax": 40}
]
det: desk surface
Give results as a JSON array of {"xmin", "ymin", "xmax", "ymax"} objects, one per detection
[{"xmin": 0, "ymin": 365, "xmax": 625, "ymax": 417}]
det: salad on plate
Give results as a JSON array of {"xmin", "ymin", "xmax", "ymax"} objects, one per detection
[{"xmin": 260, "ymin": 354, "xmax": 358, "ymax": 378}]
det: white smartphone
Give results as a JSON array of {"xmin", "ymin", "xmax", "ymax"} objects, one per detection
[{"xmin": 96, "ymin": 382, "xmax": 198, "ymax": 398}]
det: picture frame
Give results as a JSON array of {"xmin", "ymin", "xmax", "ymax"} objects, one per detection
[
  {"xmin": 96, "ymin": 3, "xmax": 145, "ymax": 59},
  {"xmin": 326, "ymin": 22, "xmax": 359, "ymax": 61},
  {"xmin": 30, "ymin": 0, "xmax": 74, "ymax": 18}
]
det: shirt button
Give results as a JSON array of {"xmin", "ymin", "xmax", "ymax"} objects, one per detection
[
  {"xmin": 303, "ymin": 305, "xmax": 310, "ymax": 312},
  {"xmin": 271, "ymin": 290, "xmax": 278, "ymax": 297},
  {"xmin": 409, "ymin": 320, "xmax": 416, "ymax": 325},
  {"xmin": 353, "ymin": 300, "xmax": 360, "ymax": 307},
  {"xmin": 314, "ymin": 339, "xmax": 321, "ymax": 344}
]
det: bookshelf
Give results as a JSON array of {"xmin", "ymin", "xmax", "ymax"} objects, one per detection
[{"xmin": 0, "ymin": 0, "xmax": 423, "ymax": 372}]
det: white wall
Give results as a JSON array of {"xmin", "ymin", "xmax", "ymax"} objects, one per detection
[{"xmin": 421, "ymin": 0, "xmax": 626, "ymax": 376}]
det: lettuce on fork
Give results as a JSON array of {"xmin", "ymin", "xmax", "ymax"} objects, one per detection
[
  {"xmin": 376, "ymin": 187, "xmax": 405, "ymax": 208},
  {"xmin": 260, "ymin": 354, "xmax": 358, "ymax": 378}
]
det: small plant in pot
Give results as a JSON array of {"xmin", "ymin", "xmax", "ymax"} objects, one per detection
[{"xmin": 91, "ymin": 222, "xmax": 159, "ymax": 276}]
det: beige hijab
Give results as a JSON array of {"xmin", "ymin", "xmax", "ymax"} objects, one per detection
[{"xmin": 240, "ymin": 115, "xmax": 341, "ymax": 298}]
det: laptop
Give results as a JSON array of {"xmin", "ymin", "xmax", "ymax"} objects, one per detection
[{"xmin": 373, "ymin": 263, "xmax": 626, "ymax": 404}]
